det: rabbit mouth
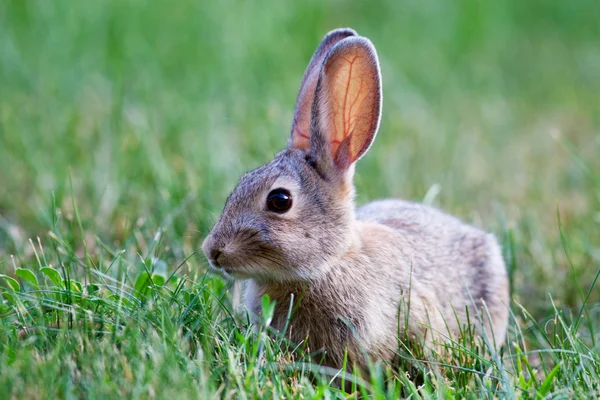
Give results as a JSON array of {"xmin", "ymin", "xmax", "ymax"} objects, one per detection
[
  {"xmin": 217, "ymin": 265, "xmax": 253, "ymax": 280},
  {"xmin": 207, "ymin": 258, "xmax": 250, "ymax": 279},
  {"xmin": 208, "ymin": 260, "xmax": 235, "ymax": 277},
  {"xmin": 208, "ymin": 258, "xmax": 233, "ymax": 274},
  {"xmin": 218, "ymin": 265, "xmax": 235, "ymax": 274}
]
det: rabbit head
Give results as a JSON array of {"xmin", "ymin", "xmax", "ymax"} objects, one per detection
[{"xmin": 202, "ymin": 28, "xmax": 382, "ymax": 282}]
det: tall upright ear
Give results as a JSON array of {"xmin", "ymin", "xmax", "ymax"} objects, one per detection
[
  {"xmin": 311, "ymin": 37, "xmax": 382, "ymax": 171},
  {"xmin": 289, "ymin": 28, "xmax": 358, "ymax": 150}
]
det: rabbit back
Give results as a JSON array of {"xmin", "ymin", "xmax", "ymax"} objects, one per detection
[{"xmin": 357, "ymin": 199, "xmax": 510, "ymax": 346}]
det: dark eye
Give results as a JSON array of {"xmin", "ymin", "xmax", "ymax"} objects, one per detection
[{"xmin": 266, "ymin": 188, "xmax": 293, "ymax": 213}]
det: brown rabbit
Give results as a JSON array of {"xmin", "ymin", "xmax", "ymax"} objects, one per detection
[{"xmin": 202, "ymin": 28, "xmax": 509, "ymax": 369}]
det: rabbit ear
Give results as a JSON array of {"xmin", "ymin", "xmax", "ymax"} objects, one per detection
[
  {"xmin": 310, "ymin": 37, "xmax": 382, "ymax": 171},
  {"xmin": 289, "ymin": 28, "xmax": 358, "ymax": 150}
]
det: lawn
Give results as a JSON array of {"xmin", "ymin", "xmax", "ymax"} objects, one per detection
[{"xmin": 1, "ymin": 0, "xmax": 599, "ymax": 398}]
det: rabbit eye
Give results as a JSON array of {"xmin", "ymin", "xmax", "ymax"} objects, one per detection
[{"xmin": 267, "ymin": 188, "xmax": 292, "ymax": 213}]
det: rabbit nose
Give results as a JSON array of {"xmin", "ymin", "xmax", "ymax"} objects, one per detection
[
  {"xmin": 209, "ymin": 247, "xmax": 223, "ymax": 267},
  {"xmin": 201, "ymin": 236, "xmax": 224, "ymax": 267}
]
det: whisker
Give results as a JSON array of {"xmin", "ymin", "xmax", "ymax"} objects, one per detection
[{"xmin": 255, "ymin": 254, "xmax": 285, "ymax": 269}]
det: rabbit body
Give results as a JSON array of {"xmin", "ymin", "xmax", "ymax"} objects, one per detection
[
  {"xmin": 202, "ymin": 28, "xmax": 509, "ymax": 369},
  {"xmin": 242, "ymin": 198, "xmax": 508, "ymax": 368}
]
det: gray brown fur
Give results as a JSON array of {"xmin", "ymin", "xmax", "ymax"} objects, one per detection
[{"xmin": 202, "ymin": 28, "xmax": 509, "ymax": 369}]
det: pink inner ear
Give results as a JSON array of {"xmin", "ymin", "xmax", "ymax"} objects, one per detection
[
  {"xmin": 319, "ymin": 41, "xmax": 380, "ymax": 167},
  {"xmin": 290, "ymin": 29, "xmax": 358, "ymax": 151},
  {"xmin": 329, "ymin": 55, "xmax": 371, "ymax": 159}
]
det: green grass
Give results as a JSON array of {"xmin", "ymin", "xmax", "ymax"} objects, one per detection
[{"xmin": 1, "ymin": 0, "xmax": 599, "ymax": 397}]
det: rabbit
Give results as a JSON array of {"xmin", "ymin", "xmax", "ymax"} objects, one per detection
[{"xmin": 202, "ymin": 28, "xmax": 510, "ymax": 369}]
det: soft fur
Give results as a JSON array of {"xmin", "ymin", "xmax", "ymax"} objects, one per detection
[{"xmin": 202, "ymin": 28, "xmax": 509, "ymax": 369}]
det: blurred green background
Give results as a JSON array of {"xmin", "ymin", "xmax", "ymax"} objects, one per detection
[{"xmin": 1, "ymin": 0, "xmax": 599, "ymax": 319}]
